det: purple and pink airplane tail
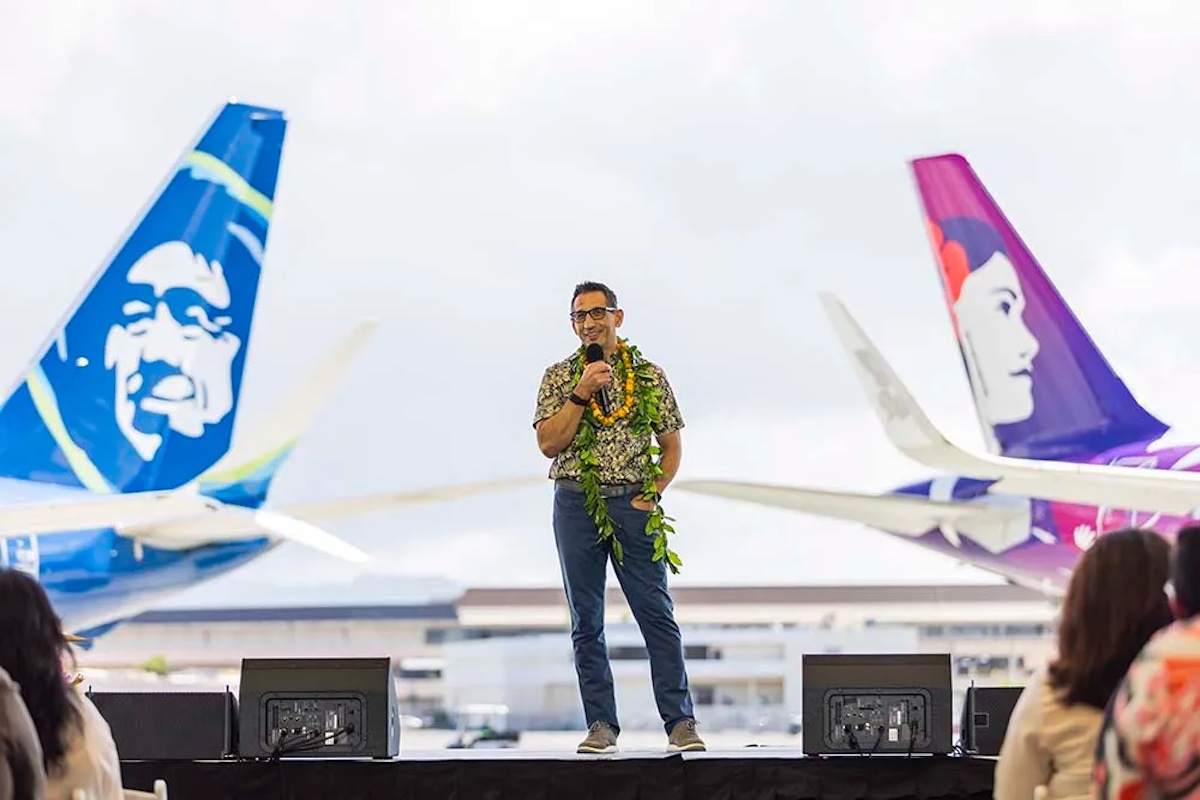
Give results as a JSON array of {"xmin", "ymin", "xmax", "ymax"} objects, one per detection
[{"xmin": 909, "ymin": 154, "xmax": 1167, "ymax": 461}]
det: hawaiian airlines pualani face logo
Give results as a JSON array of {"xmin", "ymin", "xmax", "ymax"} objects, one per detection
[
  {"xmin": 103, "ymin": 240, "xmax": 242, "ymax": 461},
  {"xmin": 928, "ymin": 216, "xmax": 1040, "ymax": 430}
]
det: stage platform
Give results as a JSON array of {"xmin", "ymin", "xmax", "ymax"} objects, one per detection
[{"xmin": 120, "ymin": 748, "xmax": 997, "ymax": 800}]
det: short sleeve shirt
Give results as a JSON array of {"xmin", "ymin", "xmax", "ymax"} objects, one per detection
[
  {"xmin": 1093, "ymin": 617, "xmax": 1200, "ymax": 799},
  {"xmin": 533, "ymin": 347, "xmax": 683, "ymax": 485}
]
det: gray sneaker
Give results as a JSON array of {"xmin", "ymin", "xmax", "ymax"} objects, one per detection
[
  {"xmin": 667, "ymin": 718, "xmax": 706, "ymax": 752},
  {"xmin": 577, "ymin": 721, "xmax": 618, "ymax": 754}
]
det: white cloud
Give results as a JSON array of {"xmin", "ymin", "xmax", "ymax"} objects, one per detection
[
  {"xmin": 1071, "ymin": 244, "xmax": 1200, "ymax": 433},
  {"xmin": 1078, "ymin": 244, "xmax": 1200, "ymax": 318},
  {"xmin": 837, "ymin": 0, "xmax": 1200, "ymax": 112},
  {"xmin": 0, "ymin": 1, "xmax": 125, "ymax": 134}
]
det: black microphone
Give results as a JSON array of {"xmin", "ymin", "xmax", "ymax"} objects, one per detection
[{"xmin": 584, "ymin": 343, "xmax": 611, "ymax": 415}]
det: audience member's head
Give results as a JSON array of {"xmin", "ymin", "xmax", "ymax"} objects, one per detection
[
  {"xmin": 1167, "ymin": 524, "xmax": 1200, "ymax": 620},
  {"xmin": 1047, "ymin": 528, "xmax": 1173, "ymax": 710},
  {"xmin": 0, "ymin": 569, "xmax": 79, "ymax": 775}
]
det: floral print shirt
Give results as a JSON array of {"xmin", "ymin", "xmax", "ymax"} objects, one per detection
[
  {"xmin": 533, "ymin": 347, "xmax": 683, "ymax": 485},
  {"xmin": 1093, "ymin": 616, "xmax": 1200, "ymax": 799}
]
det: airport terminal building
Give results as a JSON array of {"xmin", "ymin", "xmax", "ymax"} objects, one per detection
[{"xmin": 76, "ymin": 578, "xmax": 1057, "ymax": 733}]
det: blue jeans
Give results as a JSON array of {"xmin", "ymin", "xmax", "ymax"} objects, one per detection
[{"xmin": 553, "ymin": 484, "xmax": 695, "ymax": 735}]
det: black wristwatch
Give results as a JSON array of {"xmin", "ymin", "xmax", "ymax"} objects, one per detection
[{"xmin": 568, "ymin": 393, "xmax": 588, "ymax": 407}]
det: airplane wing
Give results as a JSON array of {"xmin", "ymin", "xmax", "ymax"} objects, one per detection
[
  {"xmin": 0, "ymin": 475, "xmax": 542, "ymax": 564},
  {"xmin": 672, "ymin": 480, "xmax": 1000, "ymax": 535},
  {"xmin": 271, "ymin": 475, "xmax": 544, "ymax": 522},
  {"xmin": 120, "ymin": 475, "xmax": 544, "ymax": 550},
  {"xmin": 123, "ymin": 310, "xmax": 547, "ymax": 561},
  {"xmin": 818, "ymin": 292, "xmax": 1200, "ymax": 515},
  {"xmin": 0, "ymin": 320, "xmax": 543, "ymax": 563},
  {"xmin": 0, "ymin": 491, "xmax": 215, "ymax": 539}
]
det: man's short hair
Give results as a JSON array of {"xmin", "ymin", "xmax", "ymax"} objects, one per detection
[
  {"xmin": 1172, "ymin": 524, "xmax": 1200, "ymax": 617},
  {"xmin": 572, "ymin": 281, "xmax": 617, "ymax": 309}
]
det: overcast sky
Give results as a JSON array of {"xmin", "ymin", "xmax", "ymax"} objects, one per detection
[{"xmin": 3, "ymin": 1, "xmax": 1200, "ymax": 605}]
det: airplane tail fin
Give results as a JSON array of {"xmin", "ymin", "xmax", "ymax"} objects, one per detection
[
  {"xmin": 910, "ymin": 154, "xmax": 1166, "ymax": 460},
  {"xmin": 0, "ymin": 101, "xmax": 287, "ymax": 493}
]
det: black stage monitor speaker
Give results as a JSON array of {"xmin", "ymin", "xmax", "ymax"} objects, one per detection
[
  {"xmin": 961, "ymin": 684, "xmax": 1024, "ymax": 756},
  {"xmin": 237, "ymin": 657, "xmax": 399, "ymax": 759},
  {"xmin": 87, "ymin": 689, "xmax": 237, "ymax": 760},
  {"xmin": 802, "ymin": 652, "xmax": 954, "ymax": 756}
]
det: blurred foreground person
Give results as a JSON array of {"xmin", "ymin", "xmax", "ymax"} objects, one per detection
[
  {"xmin": 0, "ymin": 569, "xmax": 121, "ymax": 800},
  {"xmin": 1094, "ymin": 524, "xmax": 1200, "ymax": 799},
  {"xmin": 994, "ymin": 528, "xmax": 1173, "ymax": 800},
  {"xmin": 0, "ymin": 665, "xmax": 45, "ymax": 800}
]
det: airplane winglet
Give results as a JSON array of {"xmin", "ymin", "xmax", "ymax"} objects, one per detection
[
  {"xmin": 197, "ymin": 318, "xmax": 380, "ymax": 486},
  {"xmin": 818, "ymin": 292, "xmax": 986, "ymax": 477},
  {"xmin": 818, "ymin": 292, "xmax": 1200, "ymax": 515}
]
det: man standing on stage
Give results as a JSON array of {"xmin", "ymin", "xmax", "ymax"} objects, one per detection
[{"xmin": 532, "ymin": 280, "xmax": 705, "ymax": 754}]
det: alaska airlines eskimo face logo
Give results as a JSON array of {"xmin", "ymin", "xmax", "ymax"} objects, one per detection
[
  {"xmin": 104, "ymin": 241, "xmax": 242, "ymax": 460},
  {"xmin": 928, "ymin": 217, "xmax": 1040, "ymax": 432}
]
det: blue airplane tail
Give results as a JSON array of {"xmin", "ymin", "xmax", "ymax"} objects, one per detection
[{"xmin": 0, "ymin": 101, "xmax": 288, "ymax": 494}]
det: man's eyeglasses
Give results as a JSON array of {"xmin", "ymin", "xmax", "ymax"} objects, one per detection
[{"xmin": 571, "ymin": 306, "xmax": 616, "ymax": 323}]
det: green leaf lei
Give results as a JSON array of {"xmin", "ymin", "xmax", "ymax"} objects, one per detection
[{"xmin": 569, "ymin": 339, "xmax": 682, "ymax": 574}]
